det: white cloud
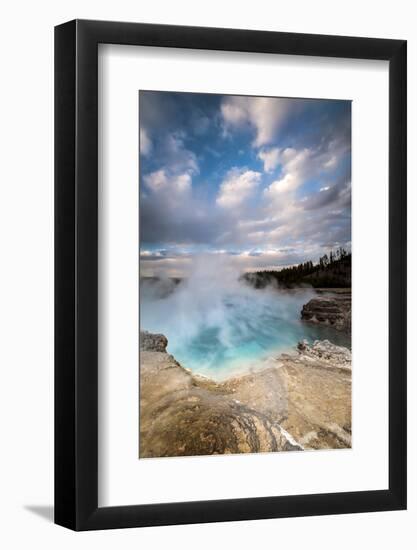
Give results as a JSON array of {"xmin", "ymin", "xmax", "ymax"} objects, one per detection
[
  {"xmin": 258, "ymin": 147, "xmax": 281, "ymax": 172},
  {"xmin": 216, "ymin": 169, "xmax": 262, "ymax": 209},
  {"xmin": 140, "ymin": 128, "xmax": 152, "ymax": 156},
  {"xmin": 144, "ymin": 169, "xmax": 192, "ymax": 195},
  {"xmin": 263, "ymin": 147, "xmax": 312, "ymax": 200},
  {"xmin": 278, "ymin": 147, "xmax": 312, "ymax": 177},
  {"xmin": 323, "ymin": 156, "xmax": 337, "ymax": 169},
  {"xmin": 164, "ymin": 133, "xmax": 199, "ymax": 175},
  {"xmin": 264, "ymin": 173, "xmax": 299, "ymax": 197},
  {"xmin": 221, "ymin": 97, "xmax": 296, "ymax": 147},
  {"xmin": 141, "ymin": 250, "xmax": 164, "ymax": 258}
]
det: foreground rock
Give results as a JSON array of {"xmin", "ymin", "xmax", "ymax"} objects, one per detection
[
  {"xmin": 139, "ymin": 349, "xmax": 301, "ymax": 457},
  {"xmin": 279, "ymin": 340, "xmax": 352, "ymax": 448},
  {"xmin": 297, "ymin": 339, "xmax": 351, "ymax": 369},
  {"xmin": 140, "ymin": 330, "xmax": 168, "ymax": 352},
  {"xmin": 301, "ymin": 290, "xmax": 351, "ymax": 333},
  {"xmin": 139, "ymin": 332, "xmax": 351, "ymax": 458},
  {"xmin": 140, "ymin": 333, "xmax": 351, "ymax": 458}
]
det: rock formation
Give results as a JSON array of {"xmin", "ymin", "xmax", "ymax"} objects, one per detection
[
  {"xmin": 139, "ymin": 331, "xmax": 352, "ymax": 458},
  {"xmin": 297, "ymin": 339, "xmax": 351, "ymax": 369},
  {"xmin": 140, "ymin": 330, "xmax": 168, "ymax": 352},
  {"xmin": 301, "ymin": 290, "xmax": 351, "ymax": 333}
]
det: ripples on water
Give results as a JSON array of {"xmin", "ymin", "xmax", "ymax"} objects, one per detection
[{"xmin": 140, "ymin": 274, "xmax": 350, "ymax": 378}]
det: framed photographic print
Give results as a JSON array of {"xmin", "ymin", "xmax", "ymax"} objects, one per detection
[{"xmin": 55, "ymin": 20, "xmax": 407, "ymax": 530}]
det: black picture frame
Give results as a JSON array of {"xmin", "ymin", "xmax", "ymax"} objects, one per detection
[{"xmin": 55, "ymin": 19, "xmax": 407, "ymax": 531}]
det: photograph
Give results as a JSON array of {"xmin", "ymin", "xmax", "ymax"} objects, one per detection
[
  {"xmin": 139, "ymin": 91, "xmax": 352, "ymax": 458},
  {"xmin": 0, "ymin": 0, "xmax": 410, "ymax": 541}
]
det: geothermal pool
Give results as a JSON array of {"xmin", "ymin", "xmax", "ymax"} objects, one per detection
[{"xmin": 140, "ymin": 273, "xmax": 349, "ymax": 379}]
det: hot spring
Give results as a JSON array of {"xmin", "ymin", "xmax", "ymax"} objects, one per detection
[{"xmin": 140, "ymin": 257, "xmax": 349, "ymax": 379}]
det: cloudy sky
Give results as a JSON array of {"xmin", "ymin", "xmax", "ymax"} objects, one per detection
[{"xmin": 139, "ymin": 91, "xmax": 351, "ymax": 277}]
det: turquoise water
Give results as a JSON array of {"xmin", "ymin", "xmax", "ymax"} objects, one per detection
[{"xmin": 140, "ymin": 278, "xmax": 350, "ymax": 379}]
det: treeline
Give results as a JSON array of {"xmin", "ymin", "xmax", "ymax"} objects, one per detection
[{"xmin": 244, "ymin": 247, "xmax": 351, "ymax": 289}]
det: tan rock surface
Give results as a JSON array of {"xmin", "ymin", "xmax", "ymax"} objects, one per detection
[
  {"xmin": 301, "ymin": 289, "xmax": 351, "ymax": 333},
  {"xmin": 139, "ymin": 333, "xmax": 351, "ymax": 458}
]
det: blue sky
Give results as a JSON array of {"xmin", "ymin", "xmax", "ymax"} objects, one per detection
[{"xmin": 139, "ymin": 91, "xmax": 351, "ymax": 277}]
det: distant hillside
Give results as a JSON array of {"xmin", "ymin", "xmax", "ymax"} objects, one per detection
[{"xmin": 243, "ymin": 248, "xmax": 351, "ymax": 289}]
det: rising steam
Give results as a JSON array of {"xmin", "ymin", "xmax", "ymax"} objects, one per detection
[{"xmin": 140, "ymin": 255, "xmax": 332, "ymax": 378}]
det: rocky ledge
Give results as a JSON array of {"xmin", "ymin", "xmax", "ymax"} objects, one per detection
[
  {"xmin": 140, "ymin": 330, "xmax": 168, "ymax": 352},
  {"xmin": 297, "ymin": 339, "xmax": 351, "ymax": 369},
  {"xmin": 139, "ymin": 331, "xmax": 352, "ymax": 458},
  {"xmin": 301, "ymin": 289, "xmax": 351, "ymax": 333}
]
